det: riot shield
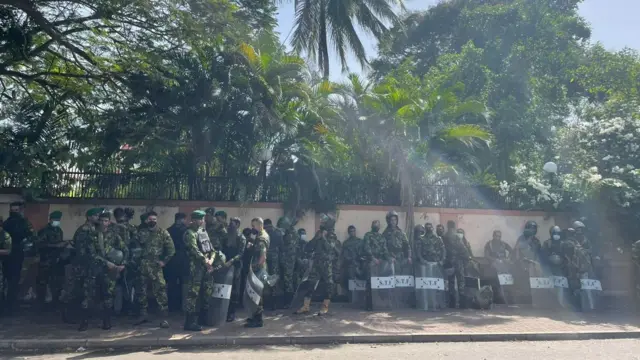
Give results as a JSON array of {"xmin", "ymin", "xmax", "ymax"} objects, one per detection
[
  {"xmin": 393, "ymin": 259, "xmax": 415, "ymax": 308},
  {"xmin": 550, "ymin": 275, "xmax": 571, "ymax": 309},
  {"xmin": 370, "ymin": 260, "xmax": 395, "ymax": 310},
  {"xmin": 579, "ymin": 274, "xmax": 602, "ymax": 312},
  {"xmin": 206, "ymin": 266, "xmax": 235, "ymax": 326},
  {"xmin": 415, "ymin": 262, "xmax": 446, "ymax": 311},
  {"xmin": 114, "ymin": 283, "xmax": 124, "ymax": 315},
  {"xmin": 348, "ymin": 278, "xmax": 367, "ymax": 309},
  {"xmin": 243, "ymin": 267, "xmax": 265, "ymax": 316},
  {"xmin": 290, "ymin": 259, "xmax": 319, "ymax": 311},
  {"xmin": 493, "ymin": 259, "xmax": 515, "ymax": 305},
  {"xmin": 527, "ymin": 261, "xmax": 555, "ymax": 309}
]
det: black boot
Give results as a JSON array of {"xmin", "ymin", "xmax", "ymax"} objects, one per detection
[
  {"xmin": 244, "ymin": 313, "xmax": 263, "ymax": 328},
  {"xmin": 226, "ymin": 301, "xmax": 236, "ymax": 322},
  {"xmin": 283, "ymin": 292, "xmax": 294, "ymax": 309},
  {"xmin": 78, "ymin": 309, "xmax": 89, "ymax": 332},
  {"xmin": 102, "ymin": 309, "xmax": 112, "ymax": 330},
  {"xmin": 184, "ymin": 312, "xmax": 202, "ymax": 331}
]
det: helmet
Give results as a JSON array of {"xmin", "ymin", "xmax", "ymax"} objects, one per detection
[
  {"xmin": 414, "ymin": 224, "xmax": 425, "ymax": 236},
  {"xmin": 549, "ymin": 225, "xmax": 562, "ymax": 235},
  {"xmin": 524, "ymin": 220, "xmax": 538, "ymax": 236},
  {"xmin": 277, "ymin": 216, "xmax": 292, "ymax": 229},
  {"xmin": 107, "ymin": 249, "xmax": 124, "ymax": 265},
  {"xmin": 572, "ymin": 221, "xmax": 585, "ymax": 229},
  {"xmin": 386, "ymin": 210, "xmax": 399, "ymax": 224},
  {"xmin": 548, "ymin": 254, "xmax": 562, "ymax": 265}
]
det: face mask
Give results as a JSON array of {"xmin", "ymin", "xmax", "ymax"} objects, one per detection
[
  {"xmin": 552, "ymin": 234, "xmax": 561, "ymax": 241},
  {"xmin": 147, "ymin": 221, "xmax": 157, "ymax": 228},
  {"xmin": 456, "ymin": 233, "xmax": 464, "ymax": 240},
  {"xmin": 524, "ymin": 229, "xmax": 536, "ymax": 237},
  {"xmin": 250, "ymin": 234, "xmax": 257, "ymax": 240},
  {"xmin": 51, "ymin": 221, "xmax": 61, "ymax": 227},
  {"xmin": 300, "ymin": 234, "xmax": 308, "ymax": 241}
]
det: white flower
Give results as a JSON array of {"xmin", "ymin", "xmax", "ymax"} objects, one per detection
[
  {"xmin": 513, "ymin": 164, "xmax": 527, "ymax": 176},
  {"xmin": 498, "ymin": 181, "xmax": 510, "ymax": 196},
  {"xmin": 611, "ymin": 166, "xmax": 625, "ymax": 174},
  {"xmin": 589, "ymin": 166, "xmax": 599, "ymax": 174},
  {"xmin": 602, "ymin": 155, "xmax": 613, "ymax": 161}
]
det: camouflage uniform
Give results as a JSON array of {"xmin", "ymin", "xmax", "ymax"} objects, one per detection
[
  {"xmin": 248, "ymin": 230, "xmax": 270, "ymax": 319},
  {"xmin": 306, "ymin": 230, "xmax": 334, "ymax": 287},
  {"xmin": 383, "ymin": 226, "xmax": 410, "ymax": 262},
  {"xmin": 36, "ymin": 224, "xmax": 65, "ymax": 307},
  {"xmin": 341, "ymin": 234, "xmax": 362, "ymax": 288},
  {"xmin": 96, "ymin": 228, "xmax": 129, "ymax": 310},
  {"xmin": 280, "ymin": 225, "xmax": 299, "ymax": 295},
  {"xmin": 294, "ymin": 237, "xmax": 312, "ymax": 290},
  {"xmin": 206, "ymin": 222, "xmax": 224, "ymax": 251},
  {"xmin": 326, "ymin": 229, "xmax": 341, "ymax": 298},
  {"xmin": 0, "ymin": 229, "xmax": 12, "ymax": 305},
  {"xmin": 133, "ymin": 226, "xmax": 175, "ymax": 316},
  {"xmin": 183, "ymin": 226, "xmax": 213, "ymax": 314},
  {"xmin": 443, "ymin": 230, "xmax": 471, "ymax": 307},
  {"xmin": 60, "ymin": 223, "xmax": 99, "ymax": 310},
  {"xmin": 415, "ymin": 232, "xmax": 446, "ymax": 263},
  {"xmin": 484, "ymin": 240, "xmax": 512, "ymax": 261},
  {"xmin": 361, "ymin": 230, "xmax": 390, "ymax": 263}
]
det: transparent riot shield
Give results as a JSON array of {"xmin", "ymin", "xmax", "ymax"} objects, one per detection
[
  {"xmin": 528, "ymin": 261, "xmax": 555, "ymax": 309},
  {"xmin": 393, "ymin": 259, "xmax": 415, "ymax": 308},
  {"xmin": 370, "ymin": 260, "xmax": 395, "ymax": 310},
  {"xmin": 550, "ymin": 274, "xmax": 571, "ymax": 309},
  {"xmin": 579, "ymin": 273, "xmax": 602, "ymax": 312},
  {"xmin": 348, "ymin": 278, "xmax": 367, "ymax": 309},
  {"xmin": 415, "ymin": 262, "xmax": 446, "ymax": 311},
  {"xmin": 243, "ymin": 267, "xmax": 265, "ymax": 316},
  {"xmin": 493, "ymin": 259, "xmax": 515, "ymax": 305},
  {"xmin": 206, "ymin": 266, "xmax": 235, "ymax": 326}
]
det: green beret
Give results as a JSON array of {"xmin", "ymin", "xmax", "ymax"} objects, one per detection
[
  {"xmin": 205, "ymin": 207, "xmax": 216, "ymax": 215},
  {"xmin": 49, "ymin": 211, "xmax": 63, "ymax": 220},
  {"xmin": 86, "ymin": 208, "xmax": 103, "ymax": 217},
  {"xmin": 214, "ymin": 210, "xmax": 227, "ymax": 218},
  {"xmin": 191, "ymin": 210, "xmax": 206, "ymax": 219}
]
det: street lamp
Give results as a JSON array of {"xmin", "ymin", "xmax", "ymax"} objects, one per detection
[{"xmin": 543, "ymin": 162, "xmax": 558, "ymax": 174}]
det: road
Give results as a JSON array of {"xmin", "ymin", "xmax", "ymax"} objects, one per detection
[{"xmin": 5, "ymin": 340, "xmax": 640, "ymax": 360}]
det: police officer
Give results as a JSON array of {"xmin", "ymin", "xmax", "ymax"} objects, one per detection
[
  {"xmin": 204, "ymin": 208, "xmax": 221, "ymax": 250},
  {"xmin": 277, "ymin": 216, "xmax": 298, "ymax": 309},
  {"xmin": 293, "ymin": 228, "xmax": 311, "ymax": 291},
  {"xmin": 2, "ymin": 202, "xmax": 36, "ymax": 313},
  {"xmin": 182, "ymin": 210, "xmax": 212, "ymax": 331},
  {"xmin": 443, "ymin": 220, "xmax": 471, "ymax": 308},
  {"xmin": 224, "ymin": 217, "xmax": 246, "ymax": 322},
  {"xmin": 415, "ymin": 223, "xmax": 446, "ymax": 264},
  {"xmin": 36, "ymin": 211, "xmax": 65, "ymax": 311},
  {"xmin": 245, "ymin": 217, "xmax": 270, "ymax": 328},
  {"xmin": 166, "ymin": 212, "xmax": 188, "ymax": 313},
  {"xmin": 361, "ymin": 220, "xmax": 390, "ymax": 311},
  {"xmin": 341, "ymin": 225, "xmax": 362, "ymax": 299}
]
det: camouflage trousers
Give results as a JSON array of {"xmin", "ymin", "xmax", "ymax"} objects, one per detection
[
  {"xmin": 97, "ymin": 272, "xmax": 117, "ymax": 310},
  {"xmin": 304, "ymin": 260, "xmax": 332, "ymax": 299},
  {"xmin": 132, "ymin": 265, "xmax": 168, "ymax": 315},
  {"xmin": 36, "ymin": 263, "xmax": 65, "ymax": 305},
  {"xmin": 60, "ymin": 265, "xmax": 96, "ymax": 309},
  {"xmin": 230, "ymin": 263, "xmax": 243, "ymax": 305},
  {"xmin": 447, "ymin": 260, "xmax": 466, "ymax": 304},
  {"xmin": 280, "ymin": 258, "xmax": 296, "ymax": 293},
  {"xmin": 182, "ymin": 264, "xmax": 213, "ymax": 313}
]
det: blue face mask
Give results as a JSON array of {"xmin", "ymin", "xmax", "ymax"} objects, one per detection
[
  {"xmin": 51, "ymin": 221, "xmax": 61, "ymax": 227},
  {"xmin": 552, "ymin": 234, "xmax": 561, "ymax": 241}
]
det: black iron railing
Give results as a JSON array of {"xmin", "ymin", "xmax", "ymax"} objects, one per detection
[{"xmin": 2, "ymin": 171, "xmax": 542, "ymax": 210}]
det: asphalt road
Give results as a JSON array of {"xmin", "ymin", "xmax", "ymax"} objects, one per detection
[{"xmin": 4, "ymin": 340, "xmax": 640, "ymax": 360}]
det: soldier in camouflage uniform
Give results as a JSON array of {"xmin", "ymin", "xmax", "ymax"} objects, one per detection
[
  {"xmin": 484, "ymin": 230, "xmax": 512, "ymax": 261},
  {"xmin": 415, "ymin": 223, "xmax": 446, "ymax": 264},
  {"xmin": 264, "ymin": 218, "xmax": 283, "ymax": 309},
  {"xmin": 60, "ymin": 208, "xmax": 101, "ymax": 331},
  {"xmin": 245, "ymin": 218, "xmax": 270, "ymax": 328},
  {"xmin": 294, "ymin": 214, "xmax": 336, "ymax": 315},
  {"xmin": 326, "ymin": 222, "xmax": 342, "ymax": 301},
  {"xmin": 443, "ymin": 220, "xmax": 471, "ymax": 308},
  {"xmin": 36, "ymin": 211, "xmax": 65, "ymax": 311},
  {"xmin": 278, "ymin": 216, "xmax": 299, "ymax": 309},
  {"xmin": 224, "ymin": 217, "xmax": 246, "ymax": 322},
  {"xmin": 361, "ymin": 220, "xmax": 390, "ymax": 311},
  {"xmin": 132, "ymin": 211, "xmax": 175, "ymax": 328},
  {"xmin": 383, "ymin": 210, "xmax": 411, "ymax": 264},
  {"xmin": 204, "ymin": 208, "xmax": 222, "ymax": 250},
  {"xmin": 182, "ymin": 210, "xmax": 213, "ymax": 331},
  {"xmin": 0, "ymin": 218, "xmax": 12, "ymax": 314},
  {"xmin": 96, "ymin": 211, "xmax": 128, "ymax": 330},
  {"xmin": 293, "ymin": 228, "xmax": 311, "ymax": 290},
  {"xmin": 341, "ymin": 225, "xmax": 362, "ymax": 296}
]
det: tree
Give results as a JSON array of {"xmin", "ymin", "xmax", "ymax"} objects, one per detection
[{"xmin": 279, "ymin": 0, "xmax": 403, "ymax": 78}]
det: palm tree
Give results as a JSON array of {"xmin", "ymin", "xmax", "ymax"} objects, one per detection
[{"xmin": 279, "ymin": 0, "xmax": 404, "ymax": 78}]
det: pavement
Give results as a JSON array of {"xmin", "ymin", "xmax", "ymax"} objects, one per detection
[{"xmin": 1, "ymin": 304, "xmax": 640, "ymax": 351}]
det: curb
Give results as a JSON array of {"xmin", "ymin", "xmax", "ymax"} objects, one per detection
[{"xmin": 2, "ymin": 331, "xmax": 640, "ymax": 350}]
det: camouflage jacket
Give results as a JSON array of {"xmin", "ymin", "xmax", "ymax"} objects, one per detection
[
  {"xmin": 362, "ymin": 231, "xmax": 390, "ymax": 262},
  {"xmin": 70, "ymin": 222, "xmax": 99, "ymax": 270},
  {"xmin": 137, "ymin": 227, "xmax": 175, "ymax": 269},
  {"xmin": 109, "ymin": 222, "xmax": 130, "ymax": 246},
  {"xmin": 281, "ymin": 226, "xmax": 299, "ymax": 264},
  {"xmin": 514, "ymin": 235, "xmax": 542, "ymax": 263},
  {"xmin": 223, "ymin": 227, "xmax": 246, "ymax": 265},
  {"xmin": 206, "ymin": 222, "xmax": 226, "ymax": 250},
  {"xmin": 443, "ymin": 231, "xmax": 471, "ymax": 262},
  {"xmin": 484, "ymin": 240, "xmax": 512, "ymax": 261},
  {"xmin": 415, "ymin": 233, "xmax": 446, "ymax": 263},
  {"xmin": 250, "ymin": 230, "xmax": 270, "ymax": 272},
  {"xmin": 327, "ymin": 230, "xmax": 341, "ymax": 273},
  {"xmin": 96, "ymin": 229, "xmax": 129, "ymax": 271},
  {"xmin": 383, "ymin": 226, "xmax": 410, "ymax": 260},
  {"xmin": 341, "ymin": 236, "xmax": 362, "ymax": 265},
  {"xmin": 307, "ymin": 229, "xmax": 334, "ymax": 266},
  {"xmin": 37, "ymin": 224, "xmax": 64, "ymax": 265},
  {"xmin": 183, "ymin": 227, "xmax": 209, "ymax": 269}
]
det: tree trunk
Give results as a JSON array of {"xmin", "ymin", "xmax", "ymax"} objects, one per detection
[{"xmin": 319, "ymin": 5, "xmax": 330, "ymax": 79}]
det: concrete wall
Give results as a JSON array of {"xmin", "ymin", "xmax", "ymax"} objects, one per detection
[{"xmin": 11, "ymin": 198, "xmax": 562, "ymax": 255}]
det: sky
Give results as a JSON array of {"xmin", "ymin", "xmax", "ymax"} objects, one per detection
[{"xmin": 275, "ymin": 0, "xmax": 640, "ymax": 81}]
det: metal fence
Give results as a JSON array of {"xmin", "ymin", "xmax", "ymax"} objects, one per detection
[{"xmin": 2, "ymin": 171, "xmax": 540, "ymax": 210}]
